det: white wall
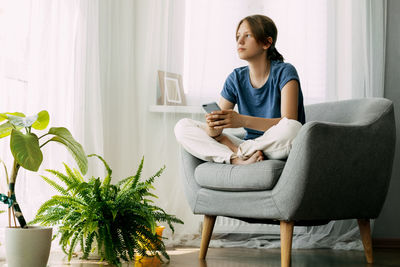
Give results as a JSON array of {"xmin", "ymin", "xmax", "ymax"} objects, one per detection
[{"xmin": 373, "ymin": 0, "xmax": 400, "ymax": 239}]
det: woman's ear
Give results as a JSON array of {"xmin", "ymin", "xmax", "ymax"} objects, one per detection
[{"xmin": 263, "ymin": 36, "xmax": 273, "ymax": 50}]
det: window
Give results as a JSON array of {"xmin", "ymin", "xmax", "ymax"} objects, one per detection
[
  {"xmin": 0, "ymin": 0, "xmax": 31, "ymax": 110},
  {"xmin": 181, "ymin": 0, "xmax": 328, "ymax": 105}
]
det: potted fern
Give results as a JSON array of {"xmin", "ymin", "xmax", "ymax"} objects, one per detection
[
  {"xmin": 31, "ymin": 154, "xmax": 183, "ymax": 267},
  {"xmin": 0, "ymin": 111, "xmax": 87, "ymax": 267}
]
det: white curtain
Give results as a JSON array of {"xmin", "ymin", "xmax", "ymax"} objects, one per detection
[
  {"xmin": 132, "ymin": 0, "xmax": 205, "ymax": 244},
  {"xmin": 0, "ymin": 0, "xmax": 387, "ymax": 254},
  {"xmin": 328, "ymin": 0, "xmax": 387, "ymax": 100},
  {"xmin": 0, "ymin": 0, "xmax": 104, "ymax": 255},
  {"xmin": 98, "ymin": 0, "xmax": 138, "ymax": 179},
  {"xmin": 183, "ymin": 0, "xmax": 330, "ymax": 105},
  {"xmin": 147, "ymin": 0, "xmax": 388, "ymax": 249}
]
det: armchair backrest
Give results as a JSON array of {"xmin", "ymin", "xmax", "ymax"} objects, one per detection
[
  {"xmin": 274, "ymin": 98, "xmax": 396, "ymax": 221},
  {"xmin": 305, "ymin": 98, "xmax": 392, "ymax": 125}
]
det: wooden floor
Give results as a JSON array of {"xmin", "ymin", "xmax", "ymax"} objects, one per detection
[
  {"xmin": 1, "ymin": 247, "xmax": 399, "ymax": 267},
  {"xmin": 168, "ymin": 247, "xmax": 400, "ymax": 267}
]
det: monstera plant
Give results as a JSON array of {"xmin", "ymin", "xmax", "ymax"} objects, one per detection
[{"xmin": 0, "ymin": 111, "xmax": 87, "ymax": 228}]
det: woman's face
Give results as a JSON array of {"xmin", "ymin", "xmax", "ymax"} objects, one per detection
[{"xmin": 236, "ymin": 21, "xmax": 269, "ymax": 61}]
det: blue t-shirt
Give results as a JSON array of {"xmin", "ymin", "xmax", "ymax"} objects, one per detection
[{"xmin": 221, "ymin": 60, "xmax": 306, "ymax": 140}]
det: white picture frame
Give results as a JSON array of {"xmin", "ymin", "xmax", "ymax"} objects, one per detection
[{"xmin": 157, "ymin": 71, "xmax": 186, "ymax": 105}]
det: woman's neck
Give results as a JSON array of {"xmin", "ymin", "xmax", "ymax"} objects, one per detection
[{"xmin": 248, "ymin": 57, "xmax": 271, "ymax": 89}]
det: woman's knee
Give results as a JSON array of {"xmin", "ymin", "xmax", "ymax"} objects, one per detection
[
  {"xmin": 283, "ymin": 117, "xmax": 302, "ymax": 131},
  {"xmin": 175, "ymin": 118, "xmax": 192, "ymax": 130},
  {"xmin": 174, "ymin": 118, "xmax": 191, "ymax": 140},
  {"xmin": 278, "ymin": 118, "xmax": 302, "ymax": 140},
  {"xmin": 264, "ymin": 117, "xmax": 302, "ymax": 142},
  {"xmin": 174, "ymin": 118, "xmax": 204, "ymax": 141}
]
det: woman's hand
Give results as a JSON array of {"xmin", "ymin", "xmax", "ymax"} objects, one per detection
[
  {"xmin": 205, "ymin": 123, "xmax": 223, "ymax": 137},
  {"xmin": 206, "ymin": 110, "xmax": 244, "ymax": 129}
]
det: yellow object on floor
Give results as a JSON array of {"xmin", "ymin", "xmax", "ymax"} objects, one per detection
[
  {"xmin": 155, "ymin": 226, "xmax": 165, "ymax": 239},
  {"xmin": 135, "ymin": 226, "xmax": 165, "ymax": 266},
  {"xmin": 134, "ymin": 255, "xmax": 161, "ymax": 267}
]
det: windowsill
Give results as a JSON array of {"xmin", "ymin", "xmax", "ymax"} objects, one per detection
[{"xmin": 149, "ymin": 105, "xmax": 204, "ymax": 114}]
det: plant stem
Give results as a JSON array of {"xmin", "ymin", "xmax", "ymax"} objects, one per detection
[
  {"xmin": 9, "ymin": 159, "xmax": 27, "ymax": 228},
  {"xmin": 38, "ymin": 133, "xmax": 50, "ymax": 140},
  {"xmin": 39, "ymin": 139, "xmax": 52, "ymax": 149},
  {"xmin": 39, "ymin": 133, "xmax": 51, "ymax": 148}
]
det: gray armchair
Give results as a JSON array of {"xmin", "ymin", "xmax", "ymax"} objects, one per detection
[{"xmin": 179, "ymin": 98, "xmax": 396, "ymax": 267}]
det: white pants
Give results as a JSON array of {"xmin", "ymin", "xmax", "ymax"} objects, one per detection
[{"xmin": 174, "ymin": 117, "xmax": 302, "ymax": 164}]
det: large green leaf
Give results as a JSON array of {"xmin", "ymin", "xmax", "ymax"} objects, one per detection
[
  {"xmin": 32, "ymin": 110, "xmax": 50, "ymax": 130},
  {"xmin": 47, "ymin": 127, "xmax": 88, "ymax": 175},
  {"xmin": 0, "ymin": 114, "xmax": 7, "ymax": 122},
  {"xmin": 0, "ymin": 122, "xmax": 13, "ymax": 138},
  {"xmin": 10, "ymin": 129, "xmax": 43, "ymax": 171},
  {"xmin": 7, "ymin": 114, "xmax": 38, "ymax": 128},
  {"xmin": 0, "ymin": 121, "xmax": 24, "ymax": 139},
  {"xmin": 0, "ymin": 112, "xmax": 25, "ymax": 123}
]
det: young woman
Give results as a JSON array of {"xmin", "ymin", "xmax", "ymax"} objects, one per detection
[{"xmin": 175, "ymin": 15, "xmax": 305, "ymax": 165}]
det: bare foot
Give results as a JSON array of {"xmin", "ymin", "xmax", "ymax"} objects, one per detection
[{"xmin": 231, "ymin": 151, "xmax": 264, "ymax": 165}]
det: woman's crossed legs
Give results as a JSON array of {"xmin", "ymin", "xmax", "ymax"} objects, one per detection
[{"xmin": 174, "ymin": 117, "xmax": 301, "ymax": 165}]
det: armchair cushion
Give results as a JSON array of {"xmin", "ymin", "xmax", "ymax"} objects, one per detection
[{"xmin": 195, "ymin": 160, "xmax": 285, "ymax": 191}]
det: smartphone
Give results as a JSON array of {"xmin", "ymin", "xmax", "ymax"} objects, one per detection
[{"xmin": 202, "ymin": 102, "xmax": 221, "ymax": 113}]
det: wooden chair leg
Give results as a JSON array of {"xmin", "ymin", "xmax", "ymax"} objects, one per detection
[
  {"xmin": 280, "ymin": 221, "xmax": 294, "ymax": 267},
  {"xmin": 199, "ymin": 215, "xmax": 216, "ymax": 259},
  {"xmin": 357, "ymin": 219, "xmax": 373, "ymax": 264}
]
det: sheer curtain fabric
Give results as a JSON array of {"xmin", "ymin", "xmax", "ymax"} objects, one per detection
[{"xmin": 0, "ymin": 0, "xmax": 387, "ymax": 252}]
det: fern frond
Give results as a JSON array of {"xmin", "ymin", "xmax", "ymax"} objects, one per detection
[
  {"xmin": 82, "ymin": 231, "xmax": 95, "ymax": 259},
  {"xmin": 143, "ymin": 165, "xmax": 165, "ymax": 188},
  {"xmin": 82, "ymin": 219, "xmax": 98, "ymax": 234},
  {"xmin": 95, "ymin": 229, "xmax": 104, "ymax": 259},
  {"xmin": 59, "ymin": 209, "xmax": 81, "ymax": 227},
  {"xmin": 88, "ymin": 154, "xmax": 112, "ymax": 186},
  {"xmin": 63, "ymin": 163, "xmax": 81, "ymax": 184},
  {"xmin": 40, "ymin": 175, "xmax": 68, "ymax": 195},
  {"xmin": 70, "ymin": 182, "xmax": 93, "ymax": 205},
  {"xmin": 34, "ymin": 198, "xmax": 66, "ymax": 217},
  {"xmin": 115, "ymin": 175, "xmax": 134, "ymax": 189},
  {"xmin": 68, "ymin": 230, "xmax": 82, "ymax": 261},
  {"xmin": 120, "ymin": 228, "xmax": 135, "ymax": 261},
  {"xmin": 30, "ymin": 214, "xmax": 62, "ymax": 226},
  {"xmin": 46, "ymin": 168, "xmax": 74, "ymax": 187},
  {"xmin": 143, "ymin": 192, "xmax": 158, "ymax": 199},
  {"xmin": 80, "ymin": 235, "xmax": 84, "ymax": 255},
  {"xmin": 52, "ymin": 195, "xmax": 86, "ymax": 209},
  {"xmin": 73, "ymin": 168, "xmax": 84, "ymax": 183},
  {"xmin": 61, "ymin": 242, "xmax": 68, "ymax": 256},
  {"xmin": 102, "ymin": 224, "xmax": 117, "ymax": 265},
  {"xmin": 59, "ymin": 229, "xmax": 75, "ymax": 255},
  {"xmin": 130, "ymin": 156, "xmax": 144, "ymax": 190}
]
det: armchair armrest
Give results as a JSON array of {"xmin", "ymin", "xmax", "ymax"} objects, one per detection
[
  {"xmin": 179, "ymin": 147, "xmax": 205, "ymax": 211},
  {"xmin": 272, "ymin": 105, "xmax": 395, "ymax": 221}
]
